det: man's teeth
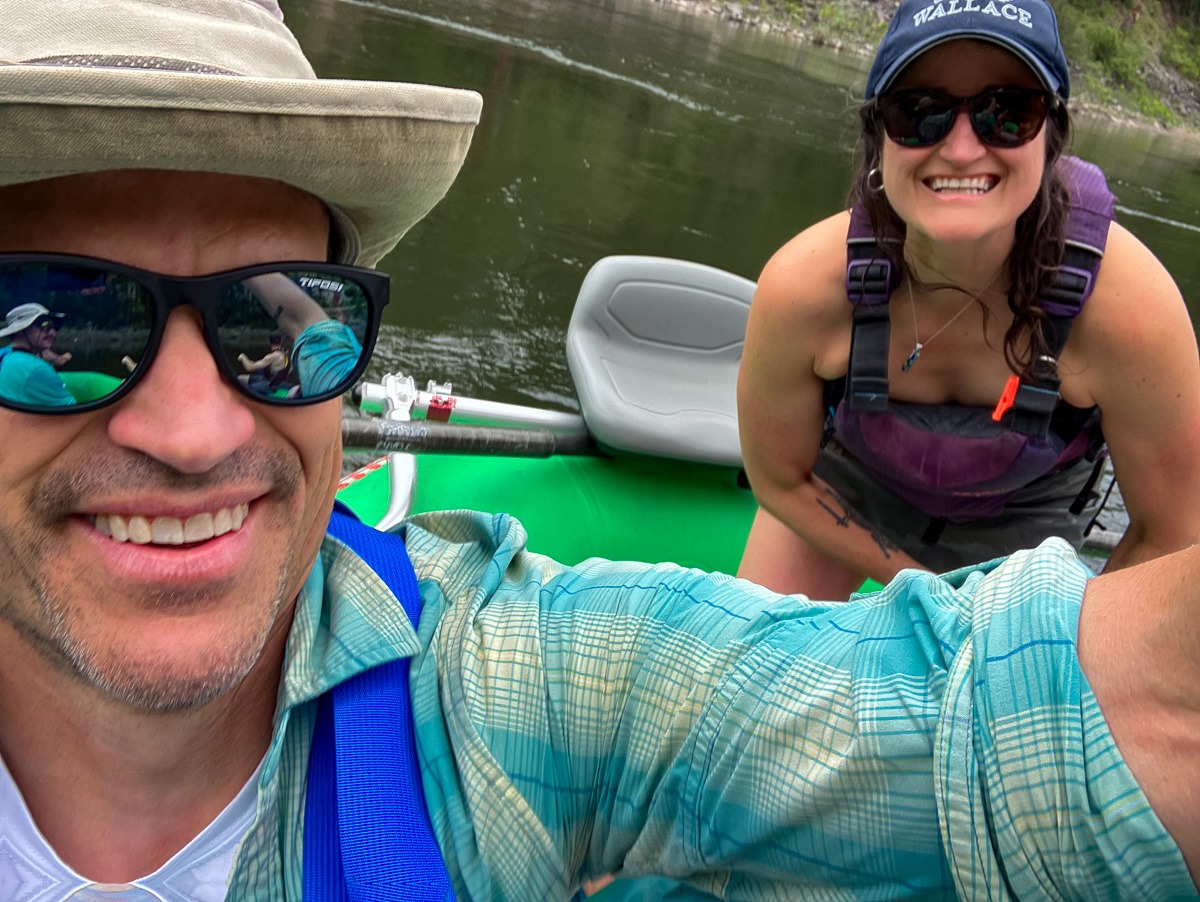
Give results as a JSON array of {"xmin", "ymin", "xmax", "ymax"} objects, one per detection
[
  {"xmin": 929, "ymin": 176, "xmax": 993, "ymax": 194},
  {"xmin": 93, "ymin": 503, "xmax": 249, "ymax": 545}
]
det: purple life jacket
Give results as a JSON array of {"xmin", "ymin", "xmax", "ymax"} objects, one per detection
[
  {"xmin": 834, "ymin": 155, "xmax": 1115, "ymax": 522},
  {"xmin": 830, "ymin": 400, "xmax": 1101, "ymax": 520}
]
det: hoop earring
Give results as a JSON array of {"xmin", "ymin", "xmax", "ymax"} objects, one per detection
[{"xmin": 866, "ymin": 168, "xmax": 885, "ymax": 193}]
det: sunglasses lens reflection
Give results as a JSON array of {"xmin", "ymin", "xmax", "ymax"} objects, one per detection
[
  {"xmin": 216, "ymin": 271, "xmax": 372, "ymax": 401},
  {"xmin": 879, "ymin": 88, "xmax": 1049, "ymax": 148},
  {"xmin": 0, "ymin": 264, "xmax": 153, "ymax": 410},
  {"xmin": 0, "ymin": 263, "xmax": 375, "ymax": 413}
]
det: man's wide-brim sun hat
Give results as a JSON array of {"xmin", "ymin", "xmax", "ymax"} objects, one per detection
[
  {"xmin": 865, "ymin": 0, "xmax": 1071, "ymax": 101},
  {"xmin": 0, "ymin": 0, "xmax": 482, "ymax": 267},
  {"xmin": 0, "ymin": 303, "xmax": 64, "ymax": 338}
]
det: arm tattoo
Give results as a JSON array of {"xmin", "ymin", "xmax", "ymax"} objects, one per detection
[{"xmin": 817, "ymin": 488, "xmax": 902, "ymax": 559}]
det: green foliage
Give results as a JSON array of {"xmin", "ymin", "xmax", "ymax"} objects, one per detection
[
  {"xmin": 1055, "ymin": 1, "xmax": 1197, "ymax": 126},
  {"xmin": 1081, "ymin": 21, "xmax": 1143, "ymax": 87},
  {"xmin": 1163, "ymin": 26, "xmax": 1200, "ymax": 81},
  {"xmin": 1138, "ymin": 96, "xmax": 1176, "ymax": 125},
  {"xmin": 808, "ymin": 3, "xmax": 886, "ymax": 45},
  {"xmin": 767, "ymin": 0, "xmax": 805, "ymax": 17},
  {"xmin": 1161, "ymin": 0, "xmax": 1200, "ymax": 28},
  {"xmin": 755, "ymin": 0, "xmax": 1200, "ymax": 129},
  {"xmin": 816, "ymin": 3, "xmax": 879, "ymax": 33}
]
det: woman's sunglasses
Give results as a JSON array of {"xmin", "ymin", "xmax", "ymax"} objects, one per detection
[
  {"xmin": 0, "ymin": 254, "xmax": 388, "ymax": 414},
  {"xmin": 875, "ymin": 87, "xmax": 1055, "ymax": 149}
]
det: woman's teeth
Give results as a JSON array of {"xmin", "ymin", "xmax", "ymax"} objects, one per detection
[
  {"xmin": 929, "ymin": 176, "xmax": 993, "ymax": 194},
  {"xmin": 92, "ymin": 503, "xmax": 250, "ymax": 545}
]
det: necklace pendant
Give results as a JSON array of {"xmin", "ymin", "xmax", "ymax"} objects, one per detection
[{"xmin": 901, "ymin": 342, "xmax": 922, "ymax": 373}]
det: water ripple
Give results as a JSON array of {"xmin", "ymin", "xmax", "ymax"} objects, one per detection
[
  {"xmin": 1114, "ymin": 204, "xmax": 1200, "ymax": 234},
  {"xmin": 340, "ymin": 0, "xmax": 745, "ymax": 122}
]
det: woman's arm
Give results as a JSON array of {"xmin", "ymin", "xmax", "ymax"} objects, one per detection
[
  {"xmin": 244, "ymin": 273, "xmax": 328, "ymax": 339},
  {"xmin": 238, "ymin": 349, "xmax": 285, "ymax": 373},
  {"xmin": 1065, "ymin": 221, "xmax": 1200, "ymax": 570},
  {"xmin": 737, "ymin": 214, "xmax": 926, "ymax": 593},
  {"xmin": 1067, "ymin": 222, "xmax": 1200, "ymax": 570}
]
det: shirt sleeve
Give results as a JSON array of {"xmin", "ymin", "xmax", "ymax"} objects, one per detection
[
  {"xmin": 291, "ymin": 319, "xmax": 361, "ymax": 396},
  {"xmin": 23, "ymin": 360, "xmax": 76, "ymax": 406},
  {"xmin": 404, "ymin": 514, "xmax": 1195, "ymax": 900},
  {"xmin": 404, "ymin": 510, "xmax": 971, "ymax": 899},
  {"xmin": 935, "ymin": 538, "xmax": 1196, "ymax": 899},
  {"xmin": 0, "ymin": 350, "xmax": 75, "ymax": 407}
]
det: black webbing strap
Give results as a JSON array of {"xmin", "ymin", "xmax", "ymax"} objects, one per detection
[
  {"xmin": 1009, "ymin": 244, "xmax": 1101, "ymax": 437},
  {"xmin": 1069, "ymin": 452, "xmax": 1109, "ymax": 516},
  {"xmin": 920, "ymin": 517, "xmax": 948, "ymax": 546},
  {"xmin": 845, "ymin": 201, "xmax": 899, "ymax": 412},
  {"xmin": 1009, "ymin": 381, "xmax": 1060, "ymax": 437},
  {"xmin": 845, "ymin": 240, "xmax": 897, "ymax": 412},
  {"xmin": 848, "ymin": 298, "xmax": 891, "ymax": 411},
  {"xmin": 1010, "ymin": 156, "xmax": 1114, "ymax": 437}
]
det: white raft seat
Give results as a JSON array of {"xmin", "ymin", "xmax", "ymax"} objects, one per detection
[{"xmin": 566, "ymin": 255, "xmax": 755, "ymax": 468}]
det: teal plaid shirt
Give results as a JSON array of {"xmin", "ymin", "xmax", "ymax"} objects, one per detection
[{"xmin": 224, "ymin": 510, "xmax": 1195, "ymax": 899}]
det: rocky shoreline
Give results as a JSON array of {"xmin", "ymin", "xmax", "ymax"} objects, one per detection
[
  {"xmin": 648, "ymin": 0, "xmax": 1200, "ymax": 133},
  {"xmin": 652, "ymin": 0, "xmax": 880, "ymax": 53}
]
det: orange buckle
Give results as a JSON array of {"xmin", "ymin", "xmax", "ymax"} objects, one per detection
[{"xmin": 992, "ymin": 375, "xmax": 1020, "ymax": 422}]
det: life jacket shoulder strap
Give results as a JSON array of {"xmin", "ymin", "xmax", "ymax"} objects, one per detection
[
  {"xmin": 1010, "ymin": 156, "xmax": 1115, "ymax": 436},
  {"xmin": 845, "ymin": 204, "xmax": 899, "ymax": 412},
  {"xmin": 303, "ymin": 502, "xmax": 454, "ymax": 901}
]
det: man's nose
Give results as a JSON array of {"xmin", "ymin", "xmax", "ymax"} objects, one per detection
[{"xmin": 105, "ymin": 309, "xmax": 256, "ymax": 473}]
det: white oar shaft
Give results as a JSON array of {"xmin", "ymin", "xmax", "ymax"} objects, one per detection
[{"xmin": 413, "ymin": 394, "xmax": 588, "ymax": 433}]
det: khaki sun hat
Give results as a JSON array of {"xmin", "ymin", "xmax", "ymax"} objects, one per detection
[
  {"xmin": 0, "ymin": 0, "xmax": 483, "ymax": 267},
  {"xmin": 0, "ymin": 303, "xmax": 64, "ymax": 337}
]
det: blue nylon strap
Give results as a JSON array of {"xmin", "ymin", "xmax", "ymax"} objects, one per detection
[
  {"xmin": 303, "ymin": 503, "xmax": 454, "ymax": 901},
  {"xmin": 305, "ymin": 692, "xmax": 346, "ymax": 899}
]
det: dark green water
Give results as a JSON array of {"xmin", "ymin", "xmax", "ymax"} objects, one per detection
[{"xmin": 288, "ymin": 0, "xmax": 1200, "ymax": 410}]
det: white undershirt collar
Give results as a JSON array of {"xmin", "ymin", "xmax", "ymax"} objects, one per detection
[{"xmin": 0, "ymin": 751, "xmax": 262, "ymax": 902}]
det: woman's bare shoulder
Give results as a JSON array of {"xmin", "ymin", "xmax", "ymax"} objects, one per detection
[
  {"xmin": 754, "ymin": 210, "xmax": 853, "ymax": 318},
  {"xmin": 1060, "ymin": 219, "xmax": 1196, "ymax": 407},
  {"xmin": 1069, "ymin": 221, "xmax": 1190, "ymax": 353}
]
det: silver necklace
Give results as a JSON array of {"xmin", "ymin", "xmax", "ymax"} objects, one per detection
[{"xmin": 900, "ymin": 273, "xmax": 1000, "ymax": 373}]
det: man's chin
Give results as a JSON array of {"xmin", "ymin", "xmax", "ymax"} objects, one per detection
[
  {"xmin": 64, "ymin": 634, "xmax": 267, "ymax": 713},
  {"xmin": 42, "ymin": 601, "xmax": 287, "ymax": 713},
  {"xmin": 89, "ymin": 666, "xmax": 247, "ymax": 713}
]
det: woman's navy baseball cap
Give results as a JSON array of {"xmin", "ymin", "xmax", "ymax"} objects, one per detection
[{"xmin": 865, "ymin": 0, "xmax": 1070, "ymax": 100}]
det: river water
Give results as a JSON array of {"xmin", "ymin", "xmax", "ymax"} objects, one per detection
[
  {"xmin": 294, "ymin": 0, "xmax": 1200, "ymax": 539},
  {"xmin": 290, "ymin": 0, "xmax": 1200, "ymax": 406}
]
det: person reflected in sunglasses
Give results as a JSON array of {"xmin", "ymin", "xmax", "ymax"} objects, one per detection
[
  {"xmin": 242, "ymin": 271, "xmax": 365, "ymax": 397},
  {"xmin": 0, "ymin": 255, "xmax": 386, "ymax": 413},
  {"xmin": 737, "ymin": 0, "xmax": 1200, "ymax": 600},
  {"xmin": 0, "ymin": 303, "xmax": 75, "ymax": 407},
  {"xmin": 236, "ymin": 331, "xmax": 290, "ymax": 397}
]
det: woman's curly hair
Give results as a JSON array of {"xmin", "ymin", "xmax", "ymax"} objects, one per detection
[{"xmin": 847, "ymin": 99, "xmax": 1072, "ymax": 378}]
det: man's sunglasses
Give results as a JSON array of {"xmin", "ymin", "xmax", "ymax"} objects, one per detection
[
  {"xmin": 874, "ymin": 87, "xmax": 1055, "ymax": 149},
  {"xmin": 0, "ymin": 254, "xmax": 388, "ymax": 414}
]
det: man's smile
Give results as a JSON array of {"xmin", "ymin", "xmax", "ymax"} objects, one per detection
[{"xmin": 91, "ymin": 502, "xmax": 250, "ymax": 545}]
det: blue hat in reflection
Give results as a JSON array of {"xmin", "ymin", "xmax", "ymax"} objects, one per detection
[{"xmin": 865, "ymin": 0, "xmax": 1070, "ymax": 100}]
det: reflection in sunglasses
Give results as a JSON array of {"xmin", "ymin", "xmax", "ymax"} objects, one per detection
[
  {"xmin": 876, "ymin": 87, "xmax": 1053, "ymax": 149},
  {"xmin": 0, "ymin": 254, "xmax": 388, "ymax": 414}
]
